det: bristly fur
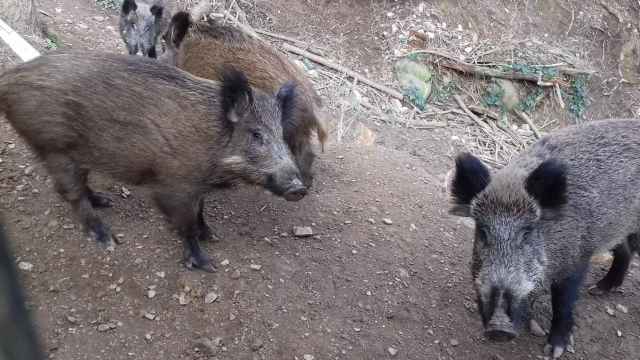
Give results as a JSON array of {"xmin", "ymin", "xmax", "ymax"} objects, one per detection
[
  {"xmin": 524, "ymin": 159, "xmax": 567, "ymax": 209},
  {"xmin": 451, "ymin": 152, "xmax": 491, "ymax": 205},
  {"xmin": 221, "ymin": 67, "xmax": 252, "ymax": 119},
  {"xmin": 121, "ymin": 0, "xmax": 137, "ymax": 14},
  {"xmin": 166, "ymin": 11, "xmax": 190, "ymax": 48}
]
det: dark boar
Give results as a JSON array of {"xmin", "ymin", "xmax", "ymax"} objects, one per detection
[
  {"xmin": 0, "ymin": 51, "xmax": 306, "ymax": 272},
  {"xmin": 449, "ymin": 119, "xmax": 640, "ymax": 358},
  {"xmin": 119, "ymin": 0, "xmax": 169, "ymax": 58},
  {"xmin": 159, "ymin": 11, "xmax": 328, "ymax": 188},
  {"xmin": 0, "ymin": 220, "xmax": 45, "ymax": 360}
]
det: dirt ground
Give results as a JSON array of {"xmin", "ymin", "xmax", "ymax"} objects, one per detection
[{"xmin": 1, "ymin": 0, "xmax": 639, "ymax": 359}]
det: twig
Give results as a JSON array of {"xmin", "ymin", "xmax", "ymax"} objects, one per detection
[
  {"xmin": 211, "ymin": 12, "xmax": 262, "ymax": 40},
  {"xmin": 554, "ymin": 83, "xmax": 565, "ymax": 109},
  {"xmin": 468, "ymin": 105, "xmax": 499, "ymax": 120},
  {"xmin": 513, "ymin": 110, "xmax": 542, "ymax": 139},
  {"xmin": 598, "ymin": 0, "xmax": 623, "ymax": 23},
  {"xmin": 453, "ymin": 95, "xmax": 493, "ymax": 133},
  {"xmin": 255, "ymin": 29, "xmax": 327, "ymax": 56},
  {"xmin": 0, "ymin": 18, "xmax": 40, "ymax": 62},
  {"xmin": 282, "ymin": 43, "xmax": 404, "ymax": 100},
  {"xmin": 38, "ymin": 9, "xmax": 52, "ymax": 18},
  {"xmin": 442, "ymin": 61, "xmax": 563, "ymax": 87}
]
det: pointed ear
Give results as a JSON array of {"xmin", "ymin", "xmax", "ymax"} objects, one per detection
[
  {"xmin": 450, "ymin": 152, "xmax": 491, "ymax": 217},
  {"xmin": 150, "ymin": 4, "xmax": 164, "ymax": 18},
  {"xmin": 166, "ymin": 11, "xmax": 191, "ymax": 48},
  {"xmin": 276, "ymin": 81, "xmax": 297, "ymax": 126},
  {"xmin": 221, "ymin": 67, "xmax": 253, "ymax": 124},
  {"xmin": 121, "ymin": 0, "xmax": 137, "ymax": 15},
  {"xmin": 525, "ymin": 159, "xmax": 567, "ymax": 209}
]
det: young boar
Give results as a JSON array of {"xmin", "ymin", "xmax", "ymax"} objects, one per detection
[
  {"xmin": 0, "ymin": 220, "xmax": 45, "ymax": 360},
  {"xmin": 0, "ymin": 51, "xmax": 306, "ymax": 272},
  {"xmin": 159, "ymin": 11, "xmax": 328, "ymax": 188},
  {"xmin": 119, "ymin": 0, "xmax": 169, "ymax": 58},
  {"xmin": 449, "ymin": 119, "xmax": 640, "ymax": 358}
]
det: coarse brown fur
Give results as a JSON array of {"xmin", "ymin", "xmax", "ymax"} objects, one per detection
[
  {"xmin": 0, "ymin": 51, "xmax": 305, "ymax": 272},
  {"xmin": 159, "ymin": 11, "xmax": 328, "ymax": 187}
]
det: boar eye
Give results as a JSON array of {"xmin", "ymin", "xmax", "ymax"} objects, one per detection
[
  {"xmin": 476, "ymin": 226, "xmax": 489, "ymax": 244},
  {"xmin": 251, "ymin": 130, "xmax": 263, "ymax": 143}
]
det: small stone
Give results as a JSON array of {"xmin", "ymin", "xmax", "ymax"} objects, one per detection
[
  {"xmin": 220, "ymin": 259, "xmax": 230, "ymax": 266},
  {"xmin": 230, "ymin": 269, "xmax": 241, "ymax": 279},
  {"xmin": 147, "ymin": 290, "xmax": 157, "ymax": 299},
  {"xmin": 194, "ymin": 338, "xmax": 218, "ymax": 356},
  {"xmin": 529, "ymin": 319, "xmax": 546, "ymax": 337},
  {"xmin": 205, "ymin": 292, "xmax": 219, "ymax": 304},
  {"xmin": 143, "ymin": 312, "xmax": 156, "ymax": 320},
  {"xmin": 250, "ymin": 264, "xmax": 262, "ymax": 271},
  {"xmin": 145, "ymin": 333, "xmax": 152, "ymax": 342},
  {"xmin": 94, "ymin": 16, "xmax": 105, "ymax": 22},
  {"xmin": 293, "ymin": 226, "xmax": 313, "ymax": 237},
  {"xmin": 367, "ymin": 218, "xmax": 375, "ymax": 224},
  {"xmin": 66, "ymin": 315, "xmax": 79, "ymax": 324},
  {"xmin": 616, "ymin": 330, "xmax": 623, "ymax": 337},
  {"xmin": 605, "ymin": 305, "xmax": 615, "ymax": 316},
  {"xmin": 121, "ymin": 186, "xmax": 131, "ymax": 198},
  {"xmin": 382, "ymin": 218, "xmax": 393, "ymax": 225},
  {"xmin": 47, "ymin": 220, "xmax": 59, "ymax": 228},
  {"xmin": 615, "ymin": 304, "xmax": 628, "ymax": 314},
  {"xmin": 62, "ymin": 224, "xmax": 74, "ymax": 230},
  {"xmin": 387, "ymin": 347, "xmax": 398, "ymax": 356},
  {"xmin": 303, "ymin": 355, "xmax": 315, "ymax": 360},
  {"xmin": 179, "ymin": 292, "xmax": 190, "ymax": 305},
  {"xmin": 18, "ymin": 262, "xmax": 34, "ymax": 271},
  {"xmin": 450, "ymin": 339, "xmax": 459, "ymax": 347},
  {"xmin": 97, "ymin": 323, "xmax": 116, "ymax": 332},
  {"xmin": 250, "ymin": 339, "xmax": 264, "ymax": 351},
  {"xmin": 155, "ymin": 271, "xmax": 165, "ymax": 278},
  {"xmin": 24, "ymin": 165, "xmax": 35, "ymax": 176}
]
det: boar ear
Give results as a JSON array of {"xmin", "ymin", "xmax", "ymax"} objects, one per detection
[
  {"xmin": 167, "ymin": 11, "xmax": 191, "ymax": 48},
  {"xmin": 221, "ymin": 67, "xmax": 253, "ymax": 124},
  {"xmin": 276, "ymin": 81, "xmax": 297, "ymax": 126},
  {"xmin": 150, "ymin": 4, "xmax": 164, "ymax": 18},
  {"xmin": 450, "ymin": 152, "xmax": 490, "ymax": 217},
  {"xmin": 525, "ymin": 159, "xmax": 567, "ymax": 209},
  {"xmin": 121, "ymin": 0, "xmax": 137, "ymax": 14}
]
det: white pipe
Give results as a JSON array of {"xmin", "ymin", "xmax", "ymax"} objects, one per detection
[{"xmin": 0, "ymin": 17, "xmax": 40, "ymax": 62}]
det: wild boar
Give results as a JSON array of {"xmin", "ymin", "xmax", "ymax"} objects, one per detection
[
  {"xmin": 0, "ymin": 220, "xmax": 45, "ymax": 360},
  {"xmin": 0, "ymin": 51, "xmax": 306, "ymax": 272},
  {"xmin": 119, "ymin": 0, "xmax": 169, "ymax": 58},
  {"xmin": 159, "ymin": 11, "xmax": 328, "ymax": 188},
  {"xmin": 449, "ymin": 119, "xmax": 640, "ymax": 358}
]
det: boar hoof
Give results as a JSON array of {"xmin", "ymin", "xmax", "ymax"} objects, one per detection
[
  {"xmin": 89, "ymin": 192, "xmax": 114, "ymax": 208},
  {"xmin": 544, "ymin": 334, "xmax": 574, "ymax": 359},
  {"xmin": 185, "ymin": 253, "xmax": 217, "ymax": 273},
  {"xmin": 89, "ymin": 222, "xmax": 117, "ymax": 249}
]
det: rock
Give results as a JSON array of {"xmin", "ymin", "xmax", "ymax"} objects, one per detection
[
  {"xmin": 147, "ymin": 290, "xmax": 157, "ymax": 299},
  {"xmin": 250, "ymin": 339, "xmax": 264, "ymax": 351},
  {"xmin": 121, "ymin": 186, "xmax": 131, "ymax": 199},
  {"xmin": 18, "ymin": 262, "xmax": 34, "ymax": 271},
  {"xmin": 155, "ymin": 271, "xmax": 166, "ymax": 278},
  {"xmin": 293, "ymin": 226, "xmax": 313, "ymax": 237},
  {"xmin": 605, "ymin": 305, "xmax": 615, "ymax": 316},
  {"xmin": 47, "ymin": 219, "xmax": 59, "ymax": 229},
  {"xmin": 94, "ymin": 16, "xmax": 105, "ymax": 22},
  {"xmin": 616, "ymin": 304, "xmax": 629, "ymax": 314},
  {"xmin": 450, "ymin": 339, "xmax": 459, "ymax": 347},
  {"xmin": 220, "ymin": 259, "xmax": 230, "ymax": 266},
  {"xmin": 303, "ymin": 355, "xmax": 314, "ymax": 360},
  {"xmin": 205, "ymin": 292, "xmax": 219, "ymax": 304},
  {"xmin": 367, "ymin": 218, "xmax": 375, "ymax": 224},
  {"xmin": 62, "ymin": 224, "xmax": 74, "ymax": 230},
  {"xmin": 179, "ymin": 292, "xmax": 190, "ymax": 305},
  {"xmin": 97, "ymin": 323, "xmax": 117, "ymax": 332},
  {"xmin": 194, "ymin": 338, "xmax": 218, "ymax": 356},
  {"xmin": 617, "ymin": 330, "xmax": 623, "ymax": 337},
  {"xmin": 145, "ymin": 333, "xmax": 152, "ymax": 342},
  {"xmin": 24, "ymin": 165, "xmax": 35, "ymax": 176},
  {"xmin": 143, "ymin": 312, "xmax": 156, "ymax": 321},
  {"xmin": 230, "ymin": 269, "xmax": 241, "ymax": 279},
  {"xmin": 387, "ymin": 347, "xmax": 398, "ymax": 356},
  {"xmin": 250, "ymin": 264, "xmax": 262, "ymax": 271},
  {"xmin": 382, "ymin": 218, "xmax": 393, "ymax": 225},
  {"xmin": 66, "ymin": 315, "xmax": 79, "ymax": 324}
]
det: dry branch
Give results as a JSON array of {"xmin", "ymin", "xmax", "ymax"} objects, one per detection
[
  {"xmin": 453, "ymin": 95, "xmax": 493, "ymax": 133},
  {"xmin": 283, "ymin": 43, "xmax": 404, "ymax": 100},
  {"xmin": 255, "ymin": 29, "xmax": 327, "ymax": 56},
  {"xmin": 513, "ymin": 110, "xmax": 542, "ymax": 139}
]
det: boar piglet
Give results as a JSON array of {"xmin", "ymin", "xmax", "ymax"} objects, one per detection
[
  {"xmin": 0, "ymin": 51, "xmax": 306, "ymax": 272},
  {"xmin": 119, "ymin": 0, "xmax": 169, "ymax": 58},
  {"xmin": 160, "ymin": 10, "xmax": 328, "ymax": 189},
  {"xmin": 0, "ymin": 220, "xmax": 45, "ymax": 360},
  {"xmin": 449, "ymin": 119, "xmax": 640, "ymax": 358}
]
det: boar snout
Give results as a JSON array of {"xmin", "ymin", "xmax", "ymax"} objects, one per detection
[
  {"xmin": 485, "ymin": 307, "xmax": 518, "ymax": 342},
  {"xmin": 266, "ymin": 167, "xmax": 307, "ymax": 201}
]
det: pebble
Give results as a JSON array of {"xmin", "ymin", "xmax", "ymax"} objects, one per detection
[
  {"xmin": 303, "ymin": 355, "xmax": 314, "ymax": 360},
  {"xmin": 450, "ymin": 339, "xmax": 459, "ymax": 347},
  {"xmin": 367, "ymin": 218, "xmax": 375, "ymax": 224},
  {"xmin": 143, "ymin": 312, "xmax": 156, "ymax": 321},
  {"xmin": 94, "ymin": 16, "xmax": 105, "ymax": 22},
  {"xmin": 250, "ymin": 339, "xmax": 264, "ymax": 351},
  {"xmin": 62, "ymin": 224, "xmax": 75, "ymax": 230},
  {"xmin": 616, "ymin": 330, "xmax": 623, "ymax": 337},
  {"xmin": 250, "ymin": 264, "xmax": 262, "ymax": 271},
  {"xmin": 293, "ymin": 226, "xmax": 313, "ymax": 237},
  {"xmin": 605, "ymin": 305, "xmax": 615, "ymax": 316},
  {"xmin": 388, "ymin": 347, "xmax": 398, "ymax": 356},
  {"xmin": 220, "ymin": 259, "xmax": 230, "ymax": 266},
  {"xmin": 178, "ymin": 292, "xmax": 190, "ymax": 305},
  {"xmin": 205, "ymin": 292, "xmax": 219, "ymax": 304},
  {"xmin": 66, "ymin": 315, "xmax": 79, "ymax": 324},
  {"xmin": 97, "ymin": 323, "xmax": 117, "ymax": 332},
  {"xmin": 147, "ymin": 290, "xmax": 157, "ymax": 299},
  {"xmin": 530, "ymin": 319, "xmax": 546, "ymax": 337},
  {"xmin": 382, "ymin": 218, "xmax": 393, "ymax": 225},
  {"xmin": 615, "ymin": 304, "xmax": 628, "ymax": 314},
  {"xmin": 145, "ymin": 333, "xmax": 152, "ymax": 342},
  {"xmin": 194, "ymin": 338, "xmax": 218, "ymax": 356},
  {"xmin": 24, "ymin": 165, "xmax": 35, "ymax": 176},
  {"xmin": 230, "ymin": 269, "xmax": 241, "ymax": 279},
  {"xmin": 18, "ymin": 262, "xmax": 34, "ymax": 271},
  {"xmin": 155, "ymin": 271, "xmax": 166, "ymax": 278}
]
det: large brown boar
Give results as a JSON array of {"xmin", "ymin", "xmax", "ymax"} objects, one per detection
[
  {"xmin": 159, "ymin": 11, "xmax": 328, "ymax": 188},
  {"xmin": 0, "ymin": 51, "xmax": 306, "ymax": 272}
]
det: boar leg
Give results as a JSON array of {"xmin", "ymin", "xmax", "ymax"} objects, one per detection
[
  {"xmin": 154, "ymin": 192, "xmax": 216, "ymax": 272},
  {"xmin": 594, "ymin": 241, "xmax": 633, "ymax": 293},
  {"xmin": 45, "ymin": 154, "xmax": 115, "ymax": 248},
  {"xmin": 295, "ymin": 143, "xmax": 316, "ymax": 189},
  {"xmin": 197, "ymin": 198, "xmax": 219, "ymax": 242},
  {"xmin": 545, "ymin": 267, "xmax": 586, "ymax": 359}
]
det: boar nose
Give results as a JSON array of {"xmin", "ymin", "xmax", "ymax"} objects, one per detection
[
  {"xmin": 485, "ymin": 308, "xmax": 517, "ymax": 342},
  {"xmin": 283, "ymin": 177, "xmax": 307, "ymax": 201}
]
